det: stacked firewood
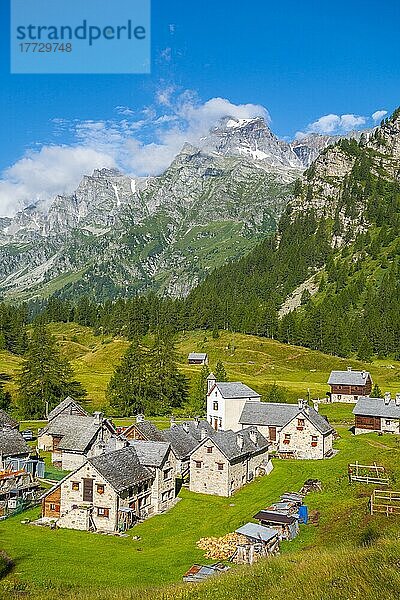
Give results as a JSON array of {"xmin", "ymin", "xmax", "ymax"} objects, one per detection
[{"xmin": 196, "ymin": 533, "xmax": 248, "ymax": 559}]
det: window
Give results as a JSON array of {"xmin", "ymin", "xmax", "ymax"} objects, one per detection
[
  {"xmin": 96, "ymin": 484, "xmax": 105, "ymax": 495},
  {"xmin": 217, "ymin": 463, "xmax": 224, "ymax": 471},
  {"xmin": 195, "ymin": 461, "xmax": 202, "ymax": 468},
  {"xmin": 71, "ymin": 481, "xmax": 80, "ymax": 491},
  {"xmin": 97, "ymin": 507, "xmax": 110, "ymax": 518},
  {"xmin": 162, "ymin": 491, "xmax": 169, "ymax": 503},
  {"xmin": 213, "ymin": 401, "xmax": 218, "ymax": 411},
  {"xmin": 311, "ymin": 436, "xmax": 318, "ymax": 447},
  {"xmin": 50, "ymin": 503, "xmax": 56, "ymax": 511},
  {"xmin": 283, "ymin": 434, "xmax": 291, "ymax": 445},
  {"xmin": 297, "ymin": 419, "xmax": 305, "ymax": 430},
  {"xmin": 386, "ymin": 420, "xmax": 391, "ymax": 426},
  {"xmin": 163, "ymin": 468, "xmax": 173, "ymax": 480},
  {"xmin": 207, "ymin": 446, "xmax": 213, "ymax": 454}
]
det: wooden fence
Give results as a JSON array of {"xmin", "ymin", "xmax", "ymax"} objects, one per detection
[{"xmin": 370, "ymin": 489, "xmax": 400, "ymax": 516}]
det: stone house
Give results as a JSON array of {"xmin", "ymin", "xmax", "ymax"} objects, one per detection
[
  {"xmin": 206, "ymin": 374, "xmax": 261, "ymax": 431},
  {"xmin": 41, "ymin": 446, "xmax": 154, "ymax": 532},
  {"xmin": 38, "ymin": 412, "xmax": 115, "ymax": 470},
  {"xmin": 129, "ymin": 440, "xmax": 177, "ymax": 512},
  {"xmin": 0, "ymin": 427, "xmax": 30, "ymax": 469},
  {"xmin": 162, "ymin": 419, "xmax": 216, "ymax": 478},
  {"xmin": 353, "ymin": 393, "xmax": 400, "ymax": 434},
  {"xmin": 327, "ymin": 368, "xmax": 372, "ymax": 403},
  {"xmin": 239, "ymin": 400, "xmax": 334, "ymax": 459},
  {"xmin": 47, "ymin": 397, "xmax": 89, "ymax": 421},
  {"xmin": 189, "ymin": 426, "xmax": 271, "ymax": 497},
  {"xmin": 122, "ymin": 416, "xmax": 167, "ymax": 442}
]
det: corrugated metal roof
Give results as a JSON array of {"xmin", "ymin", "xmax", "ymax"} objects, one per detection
[
  {"xmin": 353, "ymin": 396, "xmax": 400, "ymax": 418},
  {"xmin": 214, "ymin": 382, "xmax": 260, "ymax": 399},
  {"xmin": 328, "ymin": 370, "xmax": 370, "ymax": 386},
  {"xmin": 253, "ymin": 510, "xmax": 297, "ymax": 524},
  {"xmin": 236, "ymin": 522, "xmax": 278, "ymax": 542}
]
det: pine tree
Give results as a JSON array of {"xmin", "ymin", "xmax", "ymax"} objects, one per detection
[
  {"xmin": 147, "ymin": 333, "xmax": 189, "ymax": 415},
  {"xmin": 0, "ymin": 374, "xmax": 11, "ymax": 411},
  {"xmin": 372, "ymin": 383, "xmax": 383, "ymax": 398},
  {"xmin": 214, "ymin": 361, "xmax": 228, "ymax": 382},
  {"xmin": 17, "ymin": 324, "xmax": 86, "ymax": 418},
  {"xmin": 357, "ymin": 337, "xmax": 373, "ymax": 362},
  {"xmin": 107, "ymin": 340, "xmax": 150, "ymax": 416}
]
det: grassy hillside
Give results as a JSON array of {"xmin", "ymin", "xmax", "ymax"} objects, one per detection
[
  {"xmin": 1, "ymin": 324, "xmax": 399, "ymax": 414},
  {"xmin": 1, "ymin": 427, "xmax": 400, "ymax": 599}
]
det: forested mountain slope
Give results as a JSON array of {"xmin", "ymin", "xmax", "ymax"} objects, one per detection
[{"xmin": 185, "ymin": 109, "xmax": 400, "ymax": 358}]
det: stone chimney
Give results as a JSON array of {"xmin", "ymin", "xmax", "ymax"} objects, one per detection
[
  {"xmin": 200, "ymin": 427, "xmax": 208, "ymax": 440},
  {"xmin": 298, "ymin": 398, "xmax": 304, "ymax": 410},
  {"xmin": 384, "ymin": 392, "xmax": 391, "ymax": 405},
  {"xmin": 182, "ymin": 422, "xmax": 189, "ymax": 434},
  {"xmin": 237, "ymin": 433, "xmax": 244, "ymax": 450},
  {"xmin": 136, "ymin": 414, "xmax": 145, "ymax": 423},
  {"xmin": 93, "ymin": 411, "xmax": 103, "ymax": 426},
  {"xmin": 362, "ymin": 370, "xmax": 366, "ymax": 378},
  {"xmin": 207, "ymin": 372, "xmax": 217, "ymax": 393},
  {"xmin": 170, "ymin": 416, "xmax": 176, "ymax": 427},
  {"xmin": 313, "ymin": 401, "xmax": 319, "ymax": 413},
  {"xmin": 194, "ymin": 416, "xmax": 200, "ymax": 429},
  {"xmin": 249, "ymin": 428, "xmax": 258, "ymax": 445},
  {"xmin": 395, "ymin": 393, "xmax": 400, "ymax": 407},
  {"xmin": 347, "ymin": 366, "xmax": 352, "ymax": 372}
]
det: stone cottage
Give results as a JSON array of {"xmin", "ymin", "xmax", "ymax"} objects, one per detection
[
  {"xmin": 47, "ymin": 397, "xmax": 89, "ymax": 421},
  {"xmin": 327, "ymin": 368, "xmax": 372, "ymax": 403},
  {"xmin": 38, "ymin": 412, "xmax": 115, "ymax": 470},
  {"xmin": 0, "ymin": 427, "xmax": 30, "ymax": 469},
  {"xmin": 239, "ymin": 400, "xmax": 334, "ymax": 459},
  {"xmin": 189, "ymin": 426, "xmax": 271, "ymax": 497},
  {"xmin": 353, "ymin": 393, "xmax": 400, "ymax": 434}
]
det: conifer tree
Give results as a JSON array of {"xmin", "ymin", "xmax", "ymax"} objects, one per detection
[
  {"xmin": 17, "ymin": 324, "xmax": 86, "ymax": 418},
  {"xmin": 214, "ymin": 361, "xmax": 228, "ymax": 382},
  {"xmin": 0, "ymin": 374, "xmax": 11, "ymax": 411},
  {"xmin": 107, "ymin": 339, "xmax": 150, "ymax": 416},
  {"xmin": 189, "ymin": 365, "xmax": 210, "ymax": 415}
]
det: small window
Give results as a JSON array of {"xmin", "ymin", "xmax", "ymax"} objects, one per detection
[
  {"xmin": 71, "ymin": 481, "xmax": 80, "ymax": 491},
  {"xmin": 311, "ymin": 435, "xmax": 318, "ymax": 447},
  {"xmin": 195, "ymin": 461, "xmax": 202, "ymax": 468},
  {"xmin": 207, "ymin": 446, "xmax": 213, "ymax": 454},
  {"xmin": 285, "ymin": 434, "xmax": 291, "ymax": 440},
  {"xmin": 50, "ymin": 503, "xmax": 56, "ymax": 511},
  {"xmin": 97, "ymin": 507, "xmax": 110, "ymax": 517},
  {"xmin": 213, "ymin": 401, "xmax": 218, "ymax": 411},
  {"xmin": 163, "ymin": 468, "xmax": 173, "ymax": 480},
  {"xmin": 385, "ymin": 420, "xmax": 391, "ymax": 426},
  {"xmin": 217, "ymin": 463, "xmax": 224, "ymax": 471},
  {"xmin": 96, "ymin": 484, "xmax": 105, "ymax": 495}
]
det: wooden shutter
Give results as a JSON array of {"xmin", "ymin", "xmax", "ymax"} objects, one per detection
[{"xmin": 83, "ymin": 478, "xmax": 94, "ymax": 502}]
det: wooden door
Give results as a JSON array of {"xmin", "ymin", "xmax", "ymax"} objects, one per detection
[
  {"xmin": 269, "ymin": 427, "xmax": 276, "ymax": 441},
  {"xmin": 83, "ymin": 478, "xmax": 94, "ymax": 502}
]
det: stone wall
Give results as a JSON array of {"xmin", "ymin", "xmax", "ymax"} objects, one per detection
[{"xmin": 279, "ymin": 416, "xmax": 330, "ymax": 459}]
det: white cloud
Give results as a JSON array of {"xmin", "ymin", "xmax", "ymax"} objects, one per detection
[
  {"xmin": 0, "ymin": 146, "xmax": 115, "ymax": 216},
  {"xmin": 0, "ymin": 91, "xmax": 269, "ymax": 217},
  {"xmin": 298, "ymin": 113, "xmax": 367, "ymax": 137},
  {"xmin": 372, "ymin": 109, "xmax": 388, "ymax": 122}
]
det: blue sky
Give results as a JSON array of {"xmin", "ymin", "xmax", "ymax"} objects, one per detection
[{"xmin": 1, "ymin": 0, "xmax": 399, "ymax": 216}]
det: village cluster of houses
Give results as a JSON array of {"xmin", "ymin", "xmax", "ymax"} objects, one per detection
[{"xmin": 0, "ymin": 364, "xmax": 399, "ymax": 533}]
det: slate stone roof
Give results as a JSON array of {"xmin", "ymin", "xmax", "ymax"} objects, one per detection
[
  {"xmin": 205, "ymin": 427, "xmax": 270, "ymax": 462},
  {"xmin": 88, "ymin": 446, "xmax": 153, "ymax": 493},
  {"xmin": 0, "ymin": 410, "xmax": 18, "ymax": 429},
  {"xmin": 212, "ymin": 382, "xmax": 260, "ymax": 399},
  {"xmin": 353, "ymin": 396, "xmax": 400, "ymax": 419},
  {"xmin": 40, "ymin": 414, "xmax": 114, "ymax": 453},
  {"xmin": 162, "ymin": 420, "xmax": 216, "ymax": 460},
  {"xmin": 328, "ymin": 370, "xmax": 370, "ymax": 386},
  {"xmin": 129, "ymin": 420, "xmax": 166, "ymax": 442},
  {"xmin": 129, "ymin": 440, "xmax": 171, "ymax": 467},
  {"xmin": 236, "ymin": 522, "xmax": 278, "ymax": 543},
  {"xmin": 188, "ymin": 353, "xmax": 208, "ymax": 360},
  {"xmin": 47, "ymin": 397, "xmax": 88, "ymax": 421},
  {"xmin": 239, "ymin": 401, "xmax": 333, "ymax": 435},
  {"xmin": 0, "ymin": 428, "xmax": 30, "ymax": 457}
]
